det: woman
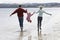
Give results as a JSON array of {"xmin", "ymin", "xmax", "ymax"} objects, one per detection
[{"xmin": 34, "ymin": 6, "xmax": 52, "ymax": 31}]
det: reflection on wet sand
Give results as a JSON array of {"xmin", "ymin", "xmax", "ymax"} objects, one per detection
[
  {"xmin": 28, "ymin": 35, "xmax": 32, "ymax": 40},
  {"xmin": 19, "ymin": 32, "xmax": 23, "ymax": 40},
  {"xmin": 18, "ymin": 31, "xmax": 43, "ymax": 40},
  {"xmin": 38, "ymin": 31, "xmax": 43, "ymax": 40},
  {"xmin": 18, "ymin": 31, "xmax": 31, "ymax": 40}
]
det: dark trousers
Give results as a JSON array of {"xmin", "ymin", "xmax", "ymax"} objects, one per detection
[
  {"xmin": 37, "ymin": 17, "xmax": 42, "ymax": 29},
  {"xmin": 18, "ymin": 17, "xmax": 23, "ymax": 28}
]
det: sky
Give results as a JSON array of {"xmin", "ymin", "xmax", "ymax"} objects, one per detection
[{"xmin": 0, "ymin": 0, "xmax": 60, "ymax": 4}]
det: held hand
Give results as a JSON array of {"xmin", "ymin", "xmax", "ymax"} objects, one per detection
[
  {"xmin": 26, "ymin": 9, "xmax": 27, "ymax": 12},
  {"xmin": 47, "ymin": 13, "xmax": 52, "ymax": 16},
  {"xmin": 33, "ymin": 12, "xmax": 35, "ymax": 13},
  {"xmin": 10, "ymin": 14, "xmax": 12, "ymax": 16}
]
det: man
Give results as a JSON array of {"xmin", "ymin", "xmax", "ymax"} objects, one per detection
[
  {"xmin": 10, "ymin": 5, "xmax": 27, "ymax": 32},
  {"xmin": 34, "ymin": 6, "xmax": 52, "ymax": 31}
]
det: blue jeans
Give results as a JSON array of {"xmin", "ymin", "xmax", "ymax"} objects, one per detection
[{"xmin": 18, "ymin": 17, "xmax": 23, "ymax": 27}]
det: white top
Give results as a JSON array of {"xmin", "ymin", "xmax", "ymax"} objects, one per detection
[{"xmin": 36, "ymin": 10, "xmax": 50, "ymax": 17}]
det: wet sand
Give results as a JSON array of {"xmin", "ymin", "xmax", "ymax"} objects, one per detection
[{"xmin": 0, "ymin": 8, "xmax": 60, "ymax": 40}]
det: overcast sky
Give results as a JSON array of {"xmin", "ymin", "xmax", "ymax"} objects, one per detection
[{"xmin": 0, "ymin": 0, "xmax": 60, "ymax": 4}]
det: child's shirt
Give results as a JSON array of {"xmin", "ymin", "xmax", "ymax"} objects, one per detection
[{"xmin": 26, "ymin": 13, "xmax": 33, "ymax": 20}]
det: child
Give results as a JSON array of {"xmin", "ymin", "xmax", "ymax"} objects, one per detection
[{"xmin": 26, "ymin": 12, "xmax": 34, "ymax": 23}]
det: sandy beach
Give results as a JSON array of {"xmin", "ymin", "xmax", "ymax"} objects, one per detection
[{"xmin": 0, "ymin": 8, "xmax": 60, "ymax": 40}]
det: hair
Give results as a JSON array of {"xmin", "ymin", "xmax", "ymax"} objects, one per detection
[
  {"xmin": 19, "ymin": 5, "xmax": 22, "ymax": 7},
  {"xmin": 40, "ymin": 6, "xmax": 43, "ymax": 9}
]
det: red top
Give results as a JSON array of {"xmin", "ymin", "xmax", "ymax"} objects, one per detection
[{"xmin": 11, "ymin": 8, "xmax": 27, "ymax": 17}]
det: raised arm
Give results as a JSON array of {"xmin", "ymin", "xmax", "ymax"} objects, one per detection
[
  {"xmin": 22, "ymin": 9, "xmax": 28, "ymax": 13},
  {"xmin": 31, "ymin": 12, "xmax": 35, "ymax": 15},
  {"xmin": 35, "ymin": 10, "xmax": 40, "ymax": 13},
  {"xmin": 43, "ymin": 11, "xmax": 52, "ymax": 16},
  {"xmin": 10, "ymin": 9, "xmax": 18, "ymax": 16}
]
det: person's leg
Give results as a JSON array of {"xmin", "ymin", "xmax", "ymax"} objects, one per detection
[
  {"xmin": 37, "ymin": 17, "xmax": 40, "ymax": 31},
  {"xmin": 29, "ymin": 20, "xmax": 32, "ymax": 23},
  {"xmin": 20, "ymin": 17, "xmax": 23, "ymax": 32},
  {"xmin": 39, "ymin": 17, "xmax": 42, "ymax": 30},
  {"xmin": 29, "ymin": 18, "xmax": 32, "ymax": 23},
  {"xmin": 19, "ymin": 17, "xmax": 23, "ymax": 32}
]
